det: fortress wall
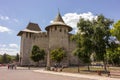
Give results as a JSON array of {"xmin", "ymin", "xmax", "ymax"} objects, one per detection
[
  {"xmin": 29, "ymin": 32, "xmax": 49, "ymax": 65},
  {"xmin": 32, "ymin": 32, "xmax": 48, "ymax": 50},
  {"xmin": 20, "ymin": 32, "xmax": 33, "ymax": 65},
  {"xmin": 20, "ymin": 31, "xmax": 78, "ymax": 66},
  {"xmin": 68, "ymin": 34, "xmax": 78, "ymax": 65}
]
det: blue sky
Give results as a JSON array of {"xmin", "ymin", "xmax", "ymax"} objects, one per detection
[{"xmin": 0, "ymin": 0, "xmax": 120, "ymax": 55}]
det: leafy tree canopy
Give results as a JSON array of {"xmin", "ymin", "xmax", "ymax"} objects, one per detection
[
  {"xmin": 111, "ymin": 20, "xmax": 120, "ymax": 41},
  {"xmin": 72, "ymin": 14, "xmax": 113, "ymax": 71},
  {"xmin": 15, "ymin": 53, "xmax": 19, "ymax": 62},
  {"xmin": 31, "ymin": 45, "xmax": 45, "ymax": 63},
  {"xmin": 1, "ymin": 53, "xmax": 12, "ymax": 63},
  {"xmin": 50, "ymin": 48, "xmax": 66, "ymax": 63}
]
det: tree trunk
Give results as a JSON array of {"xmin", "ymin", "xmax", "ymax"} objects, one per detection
[
  {"xmin": 78, "ymin": 64, "xmax": 80, "ymax": 73},
  {"xmin": 78, "ymin": 59, "xmax": 80, "ymax": 73},
  {"xmin": 103, "ymin": 60, "xmax": 107, "ymax": 71},
  {"xmin": 111, "ymin": 59, "xmax": 115, "ymax": 66},
  {"xmin": 87, "ymin": 64, "xmax": 90, "ymax": 71}
]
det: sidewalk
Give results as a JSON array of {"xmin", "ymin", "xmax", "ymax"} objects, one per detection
[{"xmin": 33, "ymin": 69, "xmax": 119, "ymax": 80}]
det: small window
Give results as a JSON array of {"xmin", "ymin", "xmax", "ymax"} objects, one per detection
[
  {"xmin": 60, "ymin": 28, "xmax": 62, "ymax": 32},
  {"xmin": 55, "ymin": 26, "xmax": 57, "ymax": 30},
  {"xmin": 26, "ymin": 33, "xmax": 28, "ymax": 38},
  {"xmin": 29, "ymin": 33, "xmax": 32, "ymax": 38}
]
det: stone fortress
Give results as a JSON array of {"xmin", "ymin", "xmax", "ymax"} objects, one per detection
[{"xmin": 17, "ymin": 12, "xmax": 78, "ymax": 66}]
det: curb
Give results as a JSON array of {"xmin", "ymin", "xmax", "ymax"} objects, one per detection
[{"xmin": 33, "ymin": 70, "xmax": 119, "ymax": 80}]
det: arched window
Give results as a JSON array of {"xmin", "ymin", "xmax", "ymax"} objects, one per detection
[
  {"xmin": 29, "ymin": 33, "xmax": 32, "ymax": 38},
  {"xmin": 26, "ymin": 32, "xmax": 28, "ymax": 38},
  {"xmin": 55, "ymin": 26, "xmax": 57, "ymax": 30},
  {"xmin": 60, "ymin": 28, "xmax": 62, "ymax": 32}
]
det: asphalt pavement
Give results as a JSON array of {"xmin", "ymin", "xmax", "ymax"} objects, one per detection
[{"xmin": 0, "ymin": 66, "xmax": 92, "ymax": 80}]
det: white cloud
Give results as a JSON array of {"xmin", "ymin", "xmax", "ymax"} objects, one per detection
[
  {"xmin": 50, "ymin": 12, "xmax": 97, "ymax": 33},
  {"xmin": 0, "ymin": 15, "xmax": 19, "ymax": 23},
  {"xmin": 9, "ymin": 44, "xmax": 18, "ymax": 48},
  {"xmin": 0, "ymin": 44, "xmax": 19, "ymax": 55},
  {"xmin": 0, "ymin": 48, "xmax": 19, "ymax": 55},
  {"xmin": 0, "ymin": 26, "xmax": 11, "ymax": 33},
  {"xmin": 0, "ymin": 44, "xmax": 6, "ymax": 47},
  {"xmin": 0, "ymin": 15, "xmax": 9, "ymax": 20},
  {"xmin": 50, "ymin": 21, "xmax": 53, "ymax": 23}
]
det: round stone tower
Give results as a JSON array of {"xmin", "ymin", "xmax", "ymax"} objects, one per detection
[
  {"xmin": 45, "ymin": 12, "xmax": 72, "ymax": 66},
  {"xmin": 45, "ymin": 12, "xmax": 72, "ymax": 50}
]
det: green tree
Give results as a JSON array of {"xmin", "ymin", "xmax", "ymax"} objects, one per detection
[
  {"xmin": 72, "ymin": 15, "xmax": 113, "ymax": 71},
  {"xmin": 78, "ymin": 18, "xmax": 94, "ymax": 71},
  {"xmin": 15, "ymin": 53, "xmax": 19, "ymax": 62},
  {"xmin": 110, "ymin": 20, "xmax": 120, "ymax": 66},
  {"xmin": 111, "ymin": 20, "xmax": 120, "ymax": 41},
  {"xmin": 106, "ymin": 41, "xmax": 120, "ymax": 66},
  {"xmin": 0, "ymin": 55, "xmax": 2, "ymax": 63},
  {"xmin": 71, "ymin": 34, "xmax": 81, "ymax": 72},
  {"xmin": 1, "ymin": 53, "xmax": 12, "ymax": 63},
  {"xmin": 72, "ymin": 19, "xmax": 93, "ymax": 71},
  {"xmin": 50, "ymin": 48, "xmax": 66, "ymax": 67},
  {"xmin": 92, "ymin": 15, "xmax": 113, "ymax": 71},
  {"xmin": 30, "ymin": 45, "xmax": 45, "ymax": 66},
  {"xmin": 72, "ymin": 48, "xmax": 81, "ymax": 72},
  {"xmin": 106, "ymin": 49, "xmax": 120, "ymax": 66}
]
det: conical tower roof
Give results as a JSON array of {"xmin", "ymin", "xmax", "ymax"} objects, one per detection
[
  {"xmin": 45, "ymin": 12, "xmax": 72, "ymax": 32},
  {"xmin": 53, "ymin": 12, "xmax": 65, "ymax": 23}
]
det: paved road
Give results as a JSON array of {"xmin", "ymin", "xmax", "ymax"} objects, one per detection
[{"xmin": 0, "ymin": 67, "xmax": 92, "ymax": 80}]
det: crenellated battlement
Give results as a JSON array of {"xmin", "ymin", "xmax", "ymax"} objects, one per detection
[{"xmin": 32, "ymin": 32, "xmax": 48, "ymax": 40}]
